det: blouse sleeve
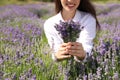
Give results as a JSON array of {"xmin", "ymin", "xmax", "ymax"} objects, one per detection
[
  {"xmin": 44, "ymin": 20, "xmax": 54, "ymax": 49},
  {"xmin": 75, "ymin": 14, "xmax": 96, "ymax": 62},
  {"xmin": 44, "ymin": 20, "xmax": 60, "ymax": 61}
]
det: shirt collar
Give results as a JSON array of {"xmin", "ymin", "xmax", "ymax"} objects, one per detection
[{"xmin": 58, "ymin": 10, "xmax": 81, "ymax": 22}]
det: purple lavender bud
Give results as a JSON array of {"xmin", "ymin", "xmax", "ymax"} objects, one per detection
[
  {"xmin": 113, "ymin": 72, "xmax": 119, "ymax": 80},
  {"xmin": 16, "ymin": 51, "xmax": 21, "ymax": 59},
  {"xmin": 0, "ymin": 54, "xmax": 4, "ymax": 64},
  {"xmin": 31, "ymin": 75, "xmax": 36, "ymax": 80},
  {"xmin": 12, "ymin": 73, "xmax": 17, "ymax": 80},
  {"xmin": 4, "ymin": 55, "xmax": 9, "ymax": 61},
  {"xmin": 28, "ymin": 68, "xmax": 32, "ymax": 74},
  {"xmin": 100, "ymin": 49, "xmax": 106, "ymax": 55},
  {"xmin": 0, "ymin": 71, "xmax": 4, "ymax": 78},
  {"xmin": 34, "ymin": 58, "xmax": 39, "ymax": 64},
  {"xmin": 64, "ymin": 69, "xmax": 70, "ymax": 80},
  {"xmin": 19, "ymin": 75, "xmax": 25, "ymax": 80},
  {"xmin": 26, "ymin": 68, "xmax": 32, "ymax": 78},
  {"xmin": 83, "ymin": 75, "xmax": 87, "ymax": 80},
  {"xmin": 15, "ymin": 61, "xmax": 21, "ymax": 66},
  {"xmin": 29, "ymin": 54, "xmax": 34, "ymax": 60},
  {"xmin": 40, "ymin": 59, "xmax": 44, "ymax": 66},
  {"xmin": 4, "ymin": 78, "xmax": 11, "ymax": 80}
]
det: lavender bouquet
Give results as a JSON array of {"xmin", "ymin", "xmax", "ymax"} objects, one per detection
[
  {"xmin": 55, "ymin": 20, "xmax": 84, "ymax": 42},
  {"xmin": 54, "ymin": 20, "xmax": 84, "ymax": 79}
]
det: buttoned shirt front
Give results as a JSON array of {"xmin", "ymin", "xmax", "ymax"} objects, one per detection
[{"xmin": 44, "ymin": 10, "xmax": 96, "ymax": 62}]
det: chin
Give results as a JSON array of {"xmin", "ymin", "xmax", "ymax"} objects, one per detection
[{"xmin": 66, "ymin": 8, "xmax": 76, "ymax": 12}]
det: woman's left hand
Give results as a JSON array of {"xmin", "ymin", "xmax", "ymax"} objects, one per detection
[{"xmin": 66, "ymin": 42, "xmax": 86, "ymax": 60}]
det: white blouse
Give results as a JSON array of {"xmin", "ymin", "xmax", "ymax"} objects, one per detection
[{"xmin": 44, "ymin": 10, "xmax": 96, "ymax": 62}]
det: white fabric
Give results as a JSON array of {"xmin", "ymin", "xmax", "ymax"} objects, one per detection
[{"xmin": 44, "ymin": 10, "xmax": 96, "ymax": 62}]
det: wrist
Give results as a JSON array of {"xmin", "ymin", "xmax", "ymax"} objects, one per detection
[
  {"xmin": 52, "ymin": 52, "xmax": 62, "ymax": 62},
  {"xmin": 79, "ymin": 51, "xmax": 86, "ymax": 60}
]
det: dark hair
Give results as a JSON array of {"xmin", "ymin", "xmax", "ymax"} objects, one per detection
[{"xmin": 54, "ymin": 0, "xmax": 100, "ymax": 30}]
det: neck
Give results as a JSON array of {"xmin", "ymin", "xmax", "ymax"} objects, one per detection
[{"xmin": 61, "ymin": 10, "xmax": 76, "ymax": 21}]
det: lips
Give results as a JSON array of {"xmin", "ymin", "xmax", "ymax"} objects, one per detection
[{"xmin": 66, "ymin": 3, "xmax": 75, "ymax": 8}]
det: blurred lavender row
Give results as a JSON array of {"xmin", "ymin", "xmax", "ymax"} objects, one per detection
[
  {"xmin": 0, "ymin": 3, "xmax": 54, "ymax": 24},
  {"xmin": 0, "ymin": 2, "xmax": 120, "ymax": 80}
]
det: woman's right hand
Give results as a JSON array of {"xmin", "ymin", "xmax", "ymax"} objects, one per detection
[{"xmin": 55, "ymin": 43, "xmax": 71, "ymax": 60}]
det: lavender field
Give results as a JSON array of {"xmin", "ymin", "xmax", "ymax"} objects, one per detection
[{"xmin": 0, "ymin": 2, "xmax": 120, "ymax": 80}]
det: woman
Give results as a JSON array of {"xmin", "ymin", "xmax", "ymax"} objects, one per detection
[{"xmin": 44, "ymin": 0, "xmax": 100, "ymax": 62}]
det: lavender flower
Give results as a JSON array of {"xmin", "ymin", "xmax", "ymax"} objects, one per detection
[
  {"xmin": 0, "ymin": 71, "xmax": 4, "ymax": 79},
  {"xmin": 0, "ymin": 54, "xmax": 4, "ymax": 64},
  {"xmin": 55, "ymin": 20, "xmax": 84, "ymax": 42}
]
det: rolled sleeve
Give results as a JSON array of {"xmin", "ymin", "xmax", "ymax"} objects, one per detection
[{"xmin": 76, "ymin": 14, "xmax": 96, "ymax": 62}]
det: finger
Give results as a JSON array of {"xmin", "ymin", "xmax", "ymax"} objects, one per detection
[
  {"xmin": 69, "ymin": 42, "xmax": 82, "ymax": 46},
  {"xmin": 67, "ymin": 45, "xmax": 82, "ymax": 50},
  {"xmin": 67, "ymin": 42, "xmax": 82, "ymax": 47},
  {"xmin": 57, "ymin": 49, "xmax": 69, "ymax": 55},
  {"xmin": 69, "ymin": 51, "xmax": 81, "ymax": 57},
  {"xmin": 72, "ymin": 46, "xmax": 81, "ymax": 50},
  {"xmin": 67, "ymin": 42, "xmax": 77, "ymax": 45},
  {"xmin": 59, "ymin": 43, "xmax": 68, "ymax": 51},
  {"xmin": 74, "ymin": 42, "xmax": 84, "ymax": 50},
  {"xmin": 69, "ymin": 50, "xmax": 85, "ymax": 57},
  {"xmin": 66, "ymin": 42, "xmax": 84, "ymax": 51},
  {"xmin": 68, "ymin": 50, "xmax": 80, "ymax": 54},
  {"xmin": 59, "ymin": 47, "xmax": 67, "ymax": 51},
  {"xmin": 61, "ymin": 50, "xmax": 69, "ymax": 55},
  {"xmin": 60, "ymin": 43, "xmax": 68, "ymax": 47},
  {"xmin": 76, "ymin": 42, "xmax": 82, "ymax": 46},
  {"xmin": 61, "ymin": 55, "xmax": 71, "ymax": 59},
  {"xmin": 56, "ymin": 53, "xmax": 71, "ymax": 60}
]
